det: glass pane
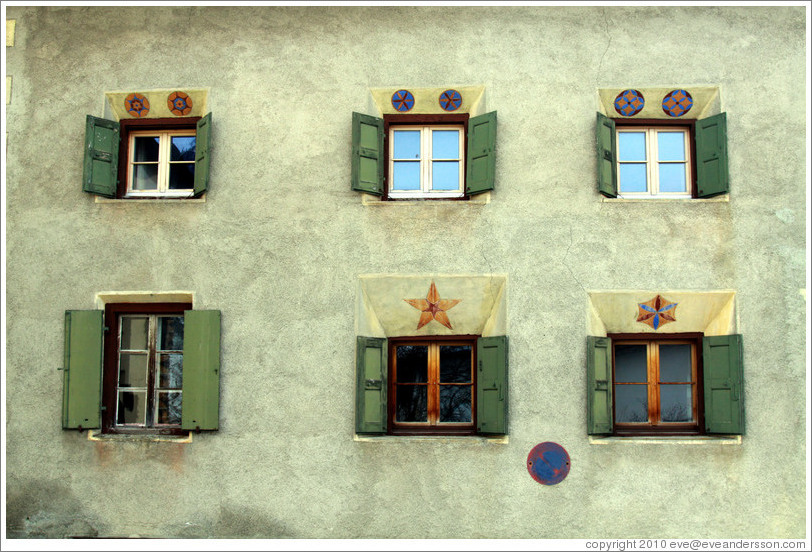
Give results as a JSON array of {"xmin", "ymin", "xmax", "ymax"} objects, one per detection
[
  {"xmin": 134, "ymin": 136, "xmax": 160, "ymax": 162},
  {"xmin": 157, "ymin": 391, "xmax": 182, "ymax": 425},
  {"xmin": 439, "ymin": 386, "xmax": 471, "ymax": 422},
  {"xmin": 392, "ymin": 130, "xmax": 421, "ymax": 159},
  {"xmin": 439, "ymin": 346, "xmax": 472, "ymax": 383},
  {"xmin": 392, "ymin": 161, "xmax": 420, "ymax": 190},
  {"xmin": 159, "ymin": 354, "xmax": 183, "ymax": 389},
  {"xmin": 614, "ymin": 344, "xmax": 647, "ymax": 382},
  {"xmin": 170, "ymin": 136, "xmax": 196, "ymax": 161},
  {"xmin": 158, "ymin": 316, "xmax": 184, "ymax": 350},
  {"xmin": 657, "ymin": 132, "xmax": 685, "ymax": 161},
  {"xmin": 168, "ymin": 163, "xmax": 195, "ymax": 190},
  {"xmin": 619, "ymin": 163, "xmax": 647, "ymax": 193},
  {"xmin": 660, "ymin": 384, "xmax": 693, "ymax": 422},
  {"xmin": 118, "ymin": 353, "xmax": 148, "ymax": 387},
  {"xmin": 117, "ymin": 390, "xmax": 146, "ymax": 425},
  {"xmin": 431, "ymin": 161, "xmax": 460, "ymax": 191},
  {"xmin": 614, "ymin": 384, "xmax": 648, "ymax": 423},
  {"xmin": 618, "ymin": 132, "xmax": 646, "ymax": 161},
  {"xmin": 431, "ymin": 130, "xmax": 459, "ymax": 159},
  {"xmin": 120, "ymin": 316, "xmax": 148, "ymax": 350},
  {"xmin": 396, "ymin": 385, "xmax": 427, "ymax": 422},
  {"xmin": 659, "ymin": 344, "xmax": 692, "ymax": 382},
  {"xmin": 396, "ymin": 346, "xmax": 428, "ymax": 383},
  {"xmin": 132, "ymin": 164, "xmax": 159, "ymax": 190},
  {"xmin": 658, "ymin": 163, "xmax": 687, "ymax": 193}
]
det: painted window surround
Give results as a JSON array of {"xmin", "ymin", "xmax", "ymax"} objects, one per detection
[{"xmin": 360, "ymin": 86, "xmax": 491, "ymax": 205}]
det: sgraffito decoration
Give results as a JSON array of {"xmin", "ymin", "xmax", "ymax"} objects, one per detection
[
  {"xmin": 662, "ymin": 89, "xmax": 693, "ymax": 117},
  {"xmin": 391, "ymin": 89, "xmax": 415, "ymax": 112},
  {"xmin": 636, "ymin": 294, "xmax": 678, "ymax": 330},
  {"xmin": 124, "ymin": 93, "xmax": 150, "ymax": 118},
  {"xmin": 404, "ymin": 281, "xmax": 460, "ymax": 330},
  {"xmin": 527, "ymin": 442, "xmax": 570, "ymax": 485},
  {"xmin": 439, "ymin": 89, "xmax": 462, "ymax": 111},
  {"xmin": 614, "ymin": 89, "xmax": 645, "ymax": 116},
  {"xmin": 167, "ymin": 91, "xmax": 193, "ymax": 116}
]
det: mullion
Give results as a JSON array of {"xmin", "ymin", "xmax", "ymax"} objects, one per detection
[
  {"xmin": 422, "ymin": 127, "xmax": 431, "ymax": 194},
  {"xmin": 145, "ymin": 315, "xmax": 158, "ymax": 427}
]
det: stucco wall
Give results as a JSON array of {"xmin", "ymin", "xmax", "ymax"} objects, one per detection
[{"xmin": 4, "ymin": 6, "xmax": 807, "ymax": 539}]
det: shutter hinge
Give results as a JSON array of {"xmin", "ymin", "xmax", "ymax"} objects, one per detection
[
  {"xmin": 100, "ymin": 406, "xmax": 107, "ymax": 411},
  {"xmin": 103, "ymin": 326, "xmax": 110, "ymax": 332}
]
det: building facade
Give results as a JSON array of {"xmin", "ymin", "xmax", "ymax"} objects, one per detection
[{"xmin": 3, "ymin": 5, "xmax": 808, "ymax": 539}]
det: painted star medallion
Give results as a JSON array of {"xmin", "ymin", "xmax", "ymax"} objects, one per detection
[
  {"xmin": 636, "ymin": 294, "xmax": 678, "ymax": 330},
  {"xmin": 404, "ymin": 281, "xmax": 460, "ymax": 330}
]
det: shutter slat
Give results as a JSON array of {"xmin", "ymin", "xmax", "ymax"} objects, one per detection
[
  {"xmin": 465, "ymin": 111, "xmax": 497, "ymax": 195},
  {"xmin": 695, "ymin": 112, "xmax": 729, "ymax": 198},
  {"xmin": 83, "ymin": 115, "xmax": 119, "ymax": 198},
  {"xmin": 703, "ymin": 334, "xmax": 744, "ymax": 434},
  {"xmin": 355, "ymin": 336, "xmax": 387, "ymax": 434},
  {"xmin": 62, "ymin": 310, "xmax": 103, "ymax": 429},
  {"xmin": 181, "ymin": 310, "xmax": 221, "ymax": 431},
  {"xmin": 193, "ymin": 112, "xmax": 212, "ymax": 197},
  {"xmin": 587, "ymin": 336, "xmax": 613, "ymax": 435},
  {"xmin": 596, "ymin": 113, "xmax": 617, "ymax": 198},
  {"xmin": 351, "ymin": 113, "xmax": 384, "ymax": 195},
  {"xmin": 476, "ymin": 335, "xmax": 508, "ymax": 434}
]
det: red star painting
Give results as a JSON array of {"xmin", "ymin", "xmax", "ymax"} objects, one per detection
[
  {"xmin": 404, "ymin": 281, "xmax": 461, "ymax": 330},
  {"xmin": 636, "ymin": 294, "xmax": 678, "ymax": 330}
]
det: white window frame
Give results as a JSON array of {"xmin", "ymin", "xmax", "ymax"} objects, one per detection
[
  {"xmin": 388, "ymin": 125, "xmax": 464, "ymax": 199},
  {"xmin": 127, "ymin": 129, "xmax": 196, "ymax": 198},
  {"xmin": 616, "ymin": 127, "xmax": 692, "ymax": 199}
]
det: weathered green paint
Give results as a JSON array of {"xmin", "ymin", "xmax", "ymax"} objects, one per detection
[
  {"xmin": 194, "ymin": 112, "xmax": 212, "ymax": 197},
  {"xmin": 587, "ymin": 336, "xmax": 613, "ymax": 435},
  {"xmin": 465, "ymin": 111, "xmax": 497, "ymax": 195},
  {"xmin": 695, "ymin": 112, "xmax": 729, "ymax": 198},
  {"xmin": 355, "ymin": 336, "xmax": 387, "ymax": 433},
  {"xmin": 82, "ymin": 115, "xmax": 119, "ymax": 198},
  {"xmin": 181, "ymin": 310, "xmax": 221, "ymax": 431},
  {"xmin": 596, "ymin": 112, "xmax": 617, "ymax": 198},
  {"xmin": 476, "ymin": 335, "xmax": 508, "ymax": 434},
  {"xmin": 351, "ymin": 112, "xmax": 384, "ymax": 195},
  {"xmin": 62, "ymin": 310, "xmax": 103, "ymax": 429},
  {"xmin": 703, "ymin": 334, "xmax": 744, "ymax": 435}
]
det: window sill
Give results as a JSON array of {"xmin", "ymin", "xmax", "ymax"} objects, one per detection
[
  {"xmin": 600, "ymin": 195, "xmax": 729, "ymax": 203},
  {"xmin": 94, "ymin": 196, "xmax": 206, "ymax": 204},
  {"xmin": 354, "ymin": 434, "xmax": 508, "ymax": 444},
  {"xmin": 87, "ymin": 430, "xmax": 193, "ymax": 443},
  {"xmin": 362, "ymin": 192, "xmax": 491, "ymax": 205},
  {"xmin": 588, "ymin": 435, "xmax": 741, "ymax": 445}
]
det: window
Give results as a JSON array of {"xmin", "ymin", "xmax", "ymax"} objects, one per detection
[
  {"xmin": 83, "ymin": 113, "xmax": 212, "ymax": 199},
  {"xmin": 596, "ymin": 112, "xmax": 728, "ymax": 199},
  {"xmin": 351, "ymin": 111, "xmax": 497, "ymax": 200},
  {"xmin": 62, "ymin": 305, "xmax": 221, "ymax": 434},
  {"xmin": 587, "ymin": 334, "xmax": 744, "ymax": 437},
  {"xmin": 355, "ymin": 335, "xmax": 508, "ymax": 436}
]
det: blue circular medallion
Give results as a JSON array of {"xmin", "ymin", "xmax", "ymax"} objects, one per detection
[
  {"xmin": 527, "ymin": 442, "xmax": 570, "ymax": 485},
  {"xmin": 662, "ymin": 89, "xmax": 693, "ymax": 117},
  {"xmin": 614, "ymin": 89, "xmax": 645, "ymax": 116},
  {"xmin": 439, "ymin": 89, "xmax": 462, "ymax": 111},
  {"xmin": 391, "ymin": 90, "xmax": 415, "ymax": 112}
]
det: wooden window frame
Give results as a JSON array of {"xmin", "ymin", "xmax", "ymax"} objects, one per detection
[
  {"xmin": 609, "ymin": 332, "xmax": 704, "ymax": 436},
  {"xmin": 382, "ymin": 113, "xmax": 469, "ymax": 201},
  {"xmin": 116, "ymin": 117, "xmax": 200, "ymax": 199},
  {"xmin": 613, "ymin": 118, "xmax": 697, "ymax": 198},
  {"xmin": 101, "ymin": 302, "xmax": 191, "ymax": 435},
  {"xmin": 388, "ymin": 335, "xmax": 478, "ymax": 436}
]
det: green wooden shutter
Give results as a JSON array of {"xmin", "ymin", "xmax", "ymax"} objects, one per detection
[
  {"xmin": 351, "ymin": 113, "xmax": 384, "ymax": 195},
  {"xmin": 587, "ymin": 336, "xmax": 613, "ymax": 435},
  {"xmin": 465, "ymin": 111, "xmax": 497, "ymax": 195},
  {"xmin": 596, "ymin": 113, "xmax": 617, "ymax": 198},
  {"xmin": 695, "ymin": 112, "xmax": 729, "ymax": 198},
  {"xmin": 193, "ymin": 112, "xmax": 212, "ymax": 197},
  {"xmin": 62, "ymin": 310, "xmax": 103, "ymax": 429},
  {"xmin": 476, "ymin": 335, "xmax": 508, "ymax": 435},
  {"xmin": 355, "ymin": 336, "xmax": 387, "ymax": 434},
  {"xmin": 181, "ymin": 310, "xmax": 221, "ymax": 431},
  {"xmin": 703, "ymin": 334, "xmax": 744, "ymax": 434},
  {"xmin": 83, "ymin": 116, "xmax": 119, "ymax": 198}
]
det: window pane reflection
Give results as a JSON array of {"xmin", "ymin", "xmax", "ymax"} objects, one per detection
[
  {"xmin": 660, "ymin": 384, "xmax": 693, "ymax": 422},
  {"xmin": 121, "ymin": 317, "xmax": 148, "ymax": 350},
  {"xmin": 396, "ymin": 386, "xmax": 427, "ymax": 422},
  {"xmin": 159, "ymin": 354, "xmax": 183, "ymax": 389},
  {"xmin": 134, "ymin": 136, "xmax": 160, "ymax": 162},
  {"xmin": 119, "ymin": 353, "xmax": 148, "ymax": 387},
  {"xmin": 439, "ymin": 346, "xmax": 471, "ymax": 383},
  {"xmin": 159, "ymin": 316, "xmax": 185, "ymax": 351},
  {"xmin": 170, "ymin": 137, "xmax": 196, "ymax": 161},
  {"xmin": 614, "ymin": 345, "xmax": 647, "ymax": 382},
  {"xmin": 169, "ymin": 163, "xmax": 195, "ymax": 190},
  {"xmin": 659, "ymin": 344, "xmax": 692, "ymax": 382},
  {"xmin": 614, "ymin": 384, "xmax": 648, "ymax": 423},
  {"xmin": 157, "ymin": 391, "xmax": 182, "ymax": 425},
  {"xmin": 133, "ymin": 164, "xmax": 159, "ymax": 190},
  {"xmin": 439, "ymin": 386, "xmax": 471, "ymax": 422},
  {"xmin": 396, "ymin": 346, "xmax": 428, "ymax": 383},
  {"xmin": 117, "ymin": 391, "xmax": 146, "ymax": 425}
]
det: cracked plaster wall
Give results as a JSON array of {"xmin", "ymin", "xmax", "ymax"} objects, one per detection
[{"xmin": 4, "ymin": 5, "xmax": 807, "ymax": 539}]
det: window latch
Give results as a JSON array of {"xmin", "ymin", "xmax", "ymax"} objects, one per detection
[{"xmin": 365, "ymin": 379, "xmax": 382, "ymax": 389}]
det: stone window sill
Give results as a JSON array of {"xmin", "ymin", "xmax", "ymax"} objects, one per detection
[
  {"xmin": 87, "ymin": 430, "xmax": 193, "ymax": 443},
  {"xmin": 601, "ymin": 195, "xmax": 729, "ymax": 203},
  {"xmin": 354, "ymin": 434, "xmax": 508, "ymax": 445},
  {"xmin": 588, "ymin": 435, "xmax": 741, "ymax": 445},
  {"xmin": 362, "ymin": 192, "xmax": 490, "ymax": 205},
  {"xmin": 95, "ymin": 196, "xmax": 206, "ymax": 204}
]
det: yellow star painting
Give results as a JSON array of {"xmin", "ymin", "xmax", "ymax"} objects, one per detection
[{"xmin": 404, "ymin": 281, "xmax": 461, "ymax": 330}]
